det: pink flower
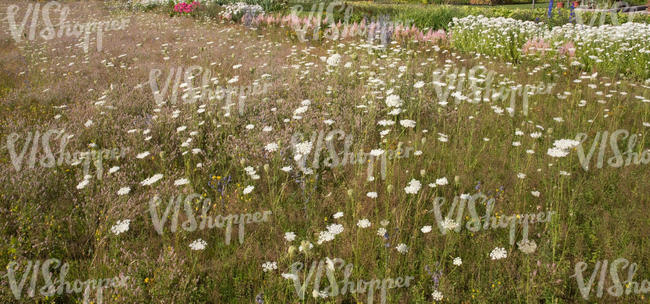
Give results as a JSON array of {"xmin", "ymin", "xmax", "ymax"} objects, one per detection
[
  {"xmin": 423, "ymin": 29, "xmax": 447, "ymax": 44},
  {"xmin": 558, "ymin": 41, "xmax": 576, "ymax": 58},
  {"xmin": 174, "ymin": 1, "xmax": 198, "ymax": 14},
  {"xmin": 341, "ymin": 24, "xmax": 350, "ymax": 39},
  {"xmin": 522, "ymin": 38, "xmax": 551, "ymax": 56}
]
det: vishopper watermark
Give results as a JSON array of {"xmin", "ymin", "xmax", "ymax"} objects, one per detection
[
  {"xmin": 575, "ymin": 129, "xmax": 650, "ymax": 171},
  {"xmin": 427, "ymin": 193, "xmax": 554, "ymax": 246},
  {"xmin": 149, "ymin": 65, "xmax": 272, "ymax": 113},
  {"xmin": 290, "ymin": 129, "xmax": 414, "ymax": 180},
  {"xmin": 5, "ymin": 258, "xmax": 129, "ymax": 303},
  {"xmin": 574, "ymin": 1, "xmax": 640, "ymax": 26},
  {"xmin": 573, "ymin": 258, "xmax": 650, "ymax": 300},
  {"xmin": 3, "ymin": 129, "xmax": 129, "ymax": 180},
  {"xmin": 6, "ymin": 1, "xmax": 131, "ymax": 53},
  {"xmin": 431, "ymin": 65, "xmax": 555, "ymax": 116},
  {"xmin": 283, "ymin": 257, "xmax": 414, "ymax": 303},
  {"xmin": 148, "ymin": 193, "xmax": 272, "ymax": 245},
  {"xmin": 289, "ymin": 1, "xmax": 414, "ymax": 46}
]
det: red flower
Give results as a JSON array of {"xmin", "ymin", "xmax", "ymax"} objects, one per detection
[{"xmin": 174, "ymin": 2, "xmax": 197, "ymax": 13}]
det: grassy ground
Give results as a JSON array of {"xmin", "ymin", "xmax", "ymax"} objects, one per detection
[{"xmin": 1, "ymin": 0, "xmax": 650, "ymax": 303}]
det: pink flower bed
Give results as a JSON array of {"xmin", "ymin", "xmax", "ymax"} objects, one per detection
[
  {"xmin": 174, "ymin": 1, "xmax": 200, "ymax": 14},
  {"xmin": 241, "ymin": 14, "xmax": 448, "ymax": 45}
]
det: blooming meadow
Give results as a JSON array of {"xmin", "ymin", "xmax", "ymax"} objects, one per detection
[{"xmin": 1, "ymin": 0, "xmax": 649, "ymax": 302}]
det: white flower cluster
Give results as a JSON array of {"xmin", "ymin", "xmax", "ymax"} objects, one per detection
[
  {"xmin": 548, "ymin": 22, "xmax": 650, "ymax": 50},
  {"xmin": 189, "ymin": 239, "xmax": 207, "ymax": 251},
  {"xmin": 110, "ymin": 220, "xmax": 131, "ymax": 235},
  {"xmin": 135, "ymin": 0, "xmax": 169, "ymax": 6},
  {"xmin": 432, "ymin": 290, "xmax": 443, "ymax": 301},
  {"xmin": 490, "ymin": 247, "xmax": 508, "ymax": 260},
  {"xmin": 262, "ymin": 261, "xmax": 277, "ymax": 272},
  {"xmin": 450, "ymin": 15, "xmax": 650, "ymax": 75},
  {"xmin": 404, "ymin": 179, "xmax": 421, "ymax": 194},
  {"xmin": 450, "ymin": 15, "xmax": 545, "ymax": 58},
  {"xmin": 326, "ymin": 54, "xmax": 342, "ymax": 67},
  {"xmin": 440, "ymin": 218, "xmax": 459, "ymax": 232},
  {"xmin": 385, "ymin": 94, "xmax": 403, "ymax": 108},
  {"xmin": 219, "ymin": 2, "xmax": 264, "ymax": 19},
  {"xmin": 451, "ymin": 15, "xmax": 544, "ymax": 37},
  {"xmin": 547, "ymin": 138, "xmax": 580, "ymax": 158},
  {"xmin": 317, "ymin": 223, "xmax": 345, "ymax": 244}
]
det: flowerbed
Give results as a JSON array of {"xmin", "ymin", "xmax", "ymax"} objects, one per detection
[
  {"xmin": 219, "ymin": 2, "xmax": 265, "ymax": 21},
  {"xmin": 450, "ymin": 15, "xmax": 650, "ymax": 79},
  {"xmin": 249, "ymin": 14, "xmax": 449, "ymax": 45}
]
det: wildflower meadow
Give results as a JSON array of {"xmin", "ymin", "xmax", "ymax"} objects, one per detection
[{"xmin": 1, "ymin": 0, "xmax": 649, "ymax": 303}]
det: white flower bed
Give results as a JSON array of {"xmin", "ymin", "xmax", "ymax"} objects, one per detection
[
  {"xmin": 219, "ymin": 2, "xmax": 264, "ymax": 20},
  {"xmin": 450, "ymin": 15, "xmax": 650, "ymax": 78}
]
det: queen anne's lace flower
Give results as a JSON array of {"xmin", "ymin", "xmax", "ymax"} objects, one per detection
[
  {"xmin": 518, "ymin": 239, "xmax": 538, "ymax": 254},
  {"xmin": 284, "ymin": 232, "xmax": 296, "ymax": 242},
  {"xmin": 262, "ymin": 261, "xmax": 277, "ymax": 272},
  {"xmin": 432, "ymin": 290, "xmax": 443, "ymax": 301},
  {"xmin": 404, "ymin": 179, "xmax": 421, "ymax": 194},
  {"xmin": 110, "ymin": 220, "xmax": 130, "ymax": 235},
  {"xmin": 396, "ymin": 243, "xmax": 408, "ymax": 253},
  {"xmin": 385, "ymin": 94, "xmax": 403, "ymax": 108},
  {"xmin": 265, "ymin": 143, "xmax": 278, "ymax": 152},
  {"xmin": 490, "ymin": 247, "xmax": 508, "ymax": 260},
  {"xmin": 441, "ymin": 218, "xmax": 459, "ymax": 231},
  {"xmin": 117, "ymin": 187, "xmax": 130, "ymax": 195},
  {"xmin": 189, "ymin": 239, "xmax": 207, "ymax": 251},
  {"xmin": 140, "ymin": 174, "xmax": 163, "ymax": 186},
  {"xmin": 547, "ymin": 147, "xmax": 569, "ymax": 158},
  {"xmin": 356, "ymin": 219, "xmax": 371, "ymax": 228},
  {"xmin": 326, "ymin": 54, "xmax": 342, "ymax": 67},
  {"xmin": 327, "ymin": 224, "xmax": 344, "ymax": 235},
  {"xmin": 453, "ymin": 257, "xmax": 463, "ymax": 266},
  {"xmin": 400, "ymin": 120, "xmax": 416, "ymax": 128},
  {"xmin": 317, "ymin": 231, "xmax": 335, "ymax": 244}
]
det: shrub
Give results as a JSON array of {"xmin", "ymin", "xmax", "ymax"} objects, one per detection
[
  {"xmin": 469, "ymin": 0, "xmax": 494, "ymax": 4},
  {"xmin": 343, "ymin": 2, "xmax": 650, "ymax": 30}
]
